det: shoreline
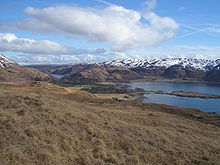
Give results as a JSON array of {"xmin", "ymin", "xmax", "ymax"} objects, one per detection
[
  {"xmin": 70, "ymin": 82, "xmax": 220, "ymax": 100},
  {"xmin": 144, "ymin": 90, "xmax": 220, "ymax": 99},
  {"xmin": 66, "ymin": 81, "xmax": 220, "ymax": 113}
]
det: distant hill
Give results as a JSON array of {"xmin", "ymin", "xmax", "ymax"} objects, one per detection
[
  {"xmin": 0, "ymin": 54, "xmax": 53, "ymax": 83},
  {"xmin": 26, "ymin": 58, "xmax": 220, "ymax": 84},
  {"xmin": 58, "ymin": 64, "xmax": 142, "ymax": 85}
]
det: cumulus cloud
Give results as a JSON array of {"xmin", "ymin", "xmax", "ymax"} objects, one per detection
[
  {"xmin": 13, "ymin": 55, "xmax": 80, "ymax": 65},
  {"xmin": 0, "ymin": 0, "xmax": 179, "ymax": 51},
  {"xmin": 10, "ymin": 44, "xmax": 220, "ymax": 65},
  {"xmin": 12, "ymin": 51, "xmax": 129, "ymax": 65},
  {"xmin": 0, "ymin": 33, "xmax": 68, "ymax": 54},
  {"xmin": 0, "ymin": 33, "xmax": 108, "ymax": 56}
]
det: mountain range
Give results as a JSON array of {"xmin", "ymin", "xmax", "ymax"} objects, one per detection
[
  {"xmin": 1, "ymin": 54, "xmax": 220, "ymax": 84},
  {"xmin": 101, "ymin": 58, "xmax": 220, "ymax": 71},
  {"xmin": 26, "ymin": 57, "xmax": 220, "ymax": 84}
]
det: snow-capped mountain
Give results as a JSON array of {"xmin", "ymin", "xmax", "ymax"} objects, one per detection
[
  {"xmin": 102, "ymin": 58, "xmax": 220, "ymax": 71},
  {"xmin": 25, "ymin": 57, "xmax": 220, "ymax": 82},
  {"xmin": 0, "ymin": 54, "xmax": 16, "ymax": 68}
]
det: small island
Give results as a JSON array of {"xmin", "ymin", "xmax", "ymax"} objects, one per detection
[{"xmin": 145, "ymin": 90, "xmax": 220, "ymax": 99}]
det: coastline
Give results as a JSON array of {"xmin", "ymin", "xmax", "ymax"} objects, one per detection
[
  {"xmin": 70, "ymin": 82, "xmax": 220, "ymax": 100},
  {"xmin": 64, "ymin": 81, "xmax": 220, "ymax": 114}
]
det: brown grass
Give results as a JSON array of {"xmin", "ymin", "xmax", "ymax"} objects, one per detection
[
  {"xmin": 0, "ymin": 82, "xmax": 220, "ymax": 165},
  {"xmin": 0, "ymin": 65, "xmax": 52, "ymax": 83},
  {"xmin": 95, "ymin": 94, "xmax": 130, "ymax": 100}
]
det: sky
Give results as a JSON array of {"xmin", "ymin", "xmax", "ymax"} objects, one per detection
[{"xmin": 0, "ymin": 0, "xmax": 220, "ymax": 64}]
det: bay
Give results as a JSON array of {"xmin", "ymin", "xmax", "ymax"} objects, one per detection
[{"xmin": 128, "ymin": 81, "xmax": 220, "ymax": 113}]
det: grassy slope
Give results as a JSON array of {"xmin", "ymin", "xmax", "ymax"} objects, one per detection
[
  {"xmin": 0, "ymin": 82, "xmax": 220, "ymax": 165},
  {"xmin": 0, "ymin": 66, "xmax": 52, "ymax": 83}
]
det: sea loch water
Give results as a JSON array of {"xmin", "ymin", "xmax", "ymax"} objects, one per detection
[{"xmin": 128, "ymin": 81, "xmax": 220, "ymax": 113}]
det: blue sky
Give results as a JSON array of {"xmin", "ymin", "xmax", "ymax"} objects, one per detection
[{"xmin": 0, "ymin": 0, "xmax": 220, "ymax": 64}]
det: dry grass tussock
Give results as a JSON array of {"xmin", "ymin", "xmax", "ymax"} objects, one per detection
[{"xmin": 0, "ymin": 82, "xmax": 220, "ymax": 165}]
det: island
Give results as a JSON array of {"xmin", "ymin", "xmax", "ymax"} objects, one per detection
[{"xmin": 144, "ymin": 90, "xmax": 220, "ymax": 99}]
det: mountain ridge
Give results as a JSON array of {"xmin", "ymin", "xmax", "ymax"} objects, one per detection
[
  {"xmin": 0, "ymin": 54, "xmax": 53, "ymax": 83},
  {"xmin": 0, "ymin": 54, "xmax": 16, "ymax": 68},
  {"xmin": 101, "ymin": 58, "xmax": 220, "ymax": 71},
  {"xmin": 23, "ymin": 57, "xmax": 220, "ymax": 83}
]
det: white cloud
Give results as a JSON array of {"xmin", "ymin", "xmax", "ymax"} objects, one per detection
[
  {"xmin": 12, "ymin": 53, "xmax": 111, "ymax": 65},
  {"xmin": 9, "ymin": 45, "xmax": 220, "ymax": 65},
  {"xmin": 0, "ymin": 33, "xmax": 68, "ymax": 54},
  {"xmin": 13, "ymin": 54, "xmax": 80, "ymax": 65},
  {"xmin": 0, "ymin": 33, "xmax": 109, "ymax": 56},
  {"xmin": 0, "ymin": 1, "xmax": 179, "ymax": 51}
]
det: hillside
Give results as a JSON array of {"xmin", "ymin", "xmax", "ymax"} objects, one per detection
[
  {"xmin": 0, "ymin": 82, "xmax": 220, "ymax": 165},
  {"xmin": 0, "ymin": 54, "xmax": 52, "ymax": 83},
  {"xmin": 204, "ymin": 64, "xmax": 220, "ymax": 82},
  {"xmin": 161, "ymin": 65, "xmax": 206, "ymax": 79},
  {"xmin": 58, "ymin": 64, "xmax": 142, "ymax": 84}
]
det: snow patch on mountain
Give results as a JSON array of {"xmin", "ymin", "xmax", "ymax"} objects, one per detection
[
  {"xmin": 102, "ymin": 58, "xmax": 220, "ymax": 71},
  {"xmin": 0, "ymin": 54, "xmax": 16, "ymax": 68}
]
